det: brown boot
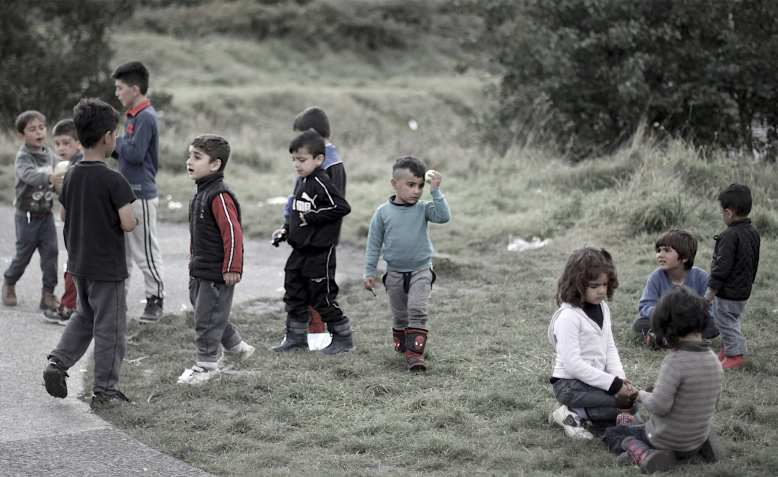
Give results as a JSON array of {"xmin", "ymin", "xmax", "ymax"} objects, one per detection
[
  {"xmin": 392, "ymin": 328, "xmax": 406, "ymax": 353},
  {"xmin": 404, "ymin": 328, "xmax": 428, "ymax": 371},
  {"xmin": 40, "ymin": 289, "xmax": 60, "ymax": 312},
  {"xmin": 2, "ymin": 281, "xmax": 17, "ymax": 306}
]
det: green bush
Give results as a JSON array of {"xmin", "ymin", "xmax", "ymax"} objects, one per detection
[
  {"xmin": 0, "ymin": 1, "xmax": 127, "ymax": 129},
  {"xmin": 752, "ymin": 206, "xmax": 778, "ymax": 238},
  {"xmin": 627, "ymin": 193, "xmax": 688, "ymax": 236}
]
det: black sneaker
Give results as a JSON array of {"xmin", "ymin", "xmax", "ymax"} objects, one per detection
[
  {"xmin": 43, "ymin": 360, "xmax": 69, "ymax": 398},
  {"xmin": 90, "ymin": 390, "xmax": 131, "ymax": 409},
  {"xmin": 139, "ymin": 296, "xmax": 163, "ymax": 323}
]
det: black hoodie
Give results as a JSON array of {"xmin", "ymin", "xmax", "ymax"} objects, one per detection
[{"xmin": 287, "ymin": 168, "xmax": 350, "ymax": 250}]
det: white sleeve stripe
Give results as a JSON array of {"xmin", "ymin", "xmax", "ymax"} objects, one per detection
[
  {"xmin": 314, "ymin": 177, "xmax": 335, "ymax": 205},
  {"xmin": 218, "ymin": 193, "xmax": 235, "ymax": 271}
]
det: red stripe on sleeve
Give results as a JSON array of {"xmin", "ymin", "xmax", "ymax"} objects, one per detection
[{"xmin": 211, "ymin": 193, "xmax": 244, "ymax": 275}]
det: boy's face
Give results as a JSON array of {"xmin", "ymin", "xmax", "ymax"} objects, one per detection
[
  {"xmin": 53, "ymin": 134, "xmax": 81, "ymax": 162},
  {"xmin": 655, "ymin": 245, "xmax": 685, "ymax": 271},
  {"xmin": 721, "ymin": 207, "xmax": 735, "ymax": 225},
  {"xmin": 186, "ymin": 145, "xmax": 221, "ymax": 180},
  {"xmin": 19, "ymin": 118, "xmax": 47, "ymax": 151},
  {"xmin": 115, "ymin": 79, "xmax": 140, "ymax": 109},
  {"xmin": 391, "ymin": 168, "xmax": 425, "ymax": 204},
  {"xmin": 291, "ymin": 147, "xmax": 324, "ymax": 177},
  {"xmin": 584, "ymin": 273, "xmax": 609, "ymax": 305}
]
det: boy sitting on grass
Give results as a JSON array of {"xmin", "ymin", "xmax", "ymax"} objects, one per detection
[
  {"xmin": 177, "ymin": 134, "xmax": 254, "ymax": 385},
  {"xmin": 363, "ymin": 156, "xmax": 450, "ymax": 371},
  {"xmin": 634, "ymin": 229, "xmax": 718, "ymax": 347}
]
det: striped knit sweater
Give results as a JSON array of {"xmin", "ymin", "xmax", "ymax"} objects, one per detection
[{"xmin": 639, "ymin": 343, "xmax": 722, "ymax": 452}]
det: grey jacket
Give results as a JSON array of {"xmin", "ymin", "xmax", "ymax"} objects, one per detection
[{"xmin": 14, "ymin": 144, "xmax": 55, "ymax": 214}]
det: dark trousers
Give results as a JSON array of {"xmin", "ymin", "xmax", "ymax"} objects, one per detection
[
  {"xmin": 3, "ymin": 212, "xmax": 58, "ymax": 291},
  {"xmin": 49, "ymin": 277, "xmax": 127, "ymax": 394},
  {"xmin": 283, "ymin": 247, "xmax": 347, "ymax": 334},
  {"xmin": 552, "ymin": 378, "xmax": 627, "ymax": 424},
  {"xmin": 189, "ymin": 277, "xmax": 242, "ymax": 364},
  {"xmin": 603, "ymin": 424, "xmax": 702, "ymax": 460}
]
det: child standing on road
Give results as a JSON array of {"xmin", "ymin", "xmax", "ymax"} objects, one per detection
[
  {"xmin": 112, "ymin": 61, "xmax": 165, "ymax": 322},
  {"xmin": 603, "ymin": 287, "xmax": 722, "ymax": 474},
  {"xmin": 271, "ymin": 130, "xmax": 353, "ymax": 355},
  {"xmin": 634, "ymin": 229, "xmax": 718, "ymax": 346},
  {"xmin": 43, "ymin": 98, "xmax": 137, "ymax": 408},
  {"xmin": 704, "ymin": 183, "xmax": 760, "ymax": 370},
  {"xmin": 2, "ymin": 111, "xmax": 59, "ymax": 313},
  {"xmin": 177, "ymin": 134, "xmax": 255, "ymax": 384},
  {"xmin": 363, "ymin": 156, "xmax": 451, "ymax": 371},
  {"xmin": 43, "ymin": 119, "xmax": 83, "ymax": 325},
  {"xmin": 548, "ymin": 248, "xmax": 638, "ymax": 439}
]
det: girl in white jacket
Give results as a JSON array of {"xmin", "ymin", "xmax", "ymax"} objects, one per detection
[{"xmin": 548, "ymin": 248, "xmax": 638, "ymax": 439}]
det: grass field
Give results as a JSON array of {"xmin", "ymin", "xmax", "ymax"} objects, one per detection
[{"xmin": 5, "ymin": 3, "xmax": 778, "ymax": 475}]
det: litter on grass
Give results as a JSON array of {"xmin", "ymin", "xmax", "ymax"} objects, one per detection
[{"xmin": 507, "ymin": 236, "xmax": 549, "ymax": 252}]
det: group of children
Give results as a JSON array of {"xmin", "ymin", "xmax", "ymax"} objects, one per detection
[
  {"xmin": 547, "ymin": 184, "xmax": 760, "ymax": 473},
  {"xmin": 2, "ymin": 59, "xmax": 762, "ymax": 472}
]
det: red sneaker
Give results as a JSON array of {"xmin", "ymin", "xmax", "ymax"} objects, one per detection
[{"xmin": 722, "ymin": 355, "xmax": 745, "ymax": 369}]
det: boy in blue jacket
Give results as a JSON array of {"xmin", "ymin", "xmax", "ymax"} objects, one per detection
[{"xmin": 112, "ymin": 61, "xmax": 165, "ymax": 322}]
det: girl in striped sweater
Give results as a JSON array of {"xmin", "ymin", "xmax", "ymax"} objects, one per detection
[{"xmin": 603, "ymin": 286, "xmax": 722, "ymax": 473}]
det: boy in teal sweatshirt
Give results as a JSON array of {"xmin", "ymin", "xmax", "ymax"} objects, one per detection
[{"xmin": 363, "ymin": 156, "xmax": 450, "ymax": 371}]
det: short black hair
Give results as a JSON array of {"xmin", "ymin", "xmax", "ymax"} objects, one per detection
[
  {"xmin": 392, "ymin": 156, "xmax": 426, "ymax": 179},
  {"xmin": 289, "ymin": 129, "xmax": 325, "ymax": 157},
  {"xmin": 293, "ymin": 107, "xmax": 330, "ymax": 138},
  {"xmin": 15, "ymin": 110, "xmax": 46, "ymax": 134},
  {"xmin": 52, "ymin": 119, "xmax": 78, "ymax": 140},
  {"xmin": 650, "ymin": 286, "xmax": 708, "ymax": 348},
  {"xmin": 191, "ymin": 134, "xmax": 231, "ymax": 172},
  {"xmin": 73, "ymin": 98, "xmax": 119, "ymax": 149},
  {"xmin": 718, "ymin": 183, "xmax": 752, "ymax": 216},
  {"xmin": 655, "ymin": 229, "xmax": 697, "ymax": 270},
  {"xmin": 112, "ymin": 61, "xmax": 150, "ymax": 95}
]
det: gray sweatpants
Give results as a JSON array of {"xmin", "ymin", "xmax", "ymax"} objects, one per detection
[
  {"xmin": 125, "ymin": 198, "xmax": 164, "ymax": 298},
  {"xmin": 49, "ymin": 277, "xmax": 127, "ymax": 394},
  {"xmin": 384, "ymin": 269, "xmax": 434, "ymax": 330},
  {"xmin": 3, "ymin": 212, "xmax": 58, "ymax": 291},
  {"xmin": 189, "ymin": 277, "xmax": 242, "ymax": 365},
  {"xmin": 714, "ymin": 297, "xmax": 748, "ymax": 356}
]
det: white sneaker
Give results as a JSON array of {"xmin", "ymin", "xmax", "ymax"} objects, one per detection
[
  {"xmin": 177, "ymin": 365, "xmax": 219, "ymax": 385},
  {"xmin": 224, "ymin": 341, "xmax": 255, "ymax": 362},
  {"xmin": 549, "ymin": 405, "xmax": 594, "ymax": 439}
]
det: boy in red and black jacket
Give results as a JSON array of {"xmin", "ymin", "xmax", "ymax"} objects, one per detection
[{"xmin": 177, "ymin": 134, "xmax": 254, "ymax": 385}]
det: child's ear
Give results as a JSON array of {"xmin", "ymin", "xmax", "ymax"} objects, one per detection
[{"xmin": 209, "ymin": 159, "xmax": 221, "ymax": 172}]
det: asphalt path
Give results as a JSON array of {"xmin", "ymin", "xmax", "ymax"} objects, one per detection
[{"xmin": 0, "ymin": 205, "xmax": 362, "ymax": 476}]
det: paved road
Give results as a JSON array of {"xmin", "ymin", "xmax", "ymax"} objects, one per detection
[{"xmin": 0, "ymin": 205, "xmax": 362, "ymax": 476}]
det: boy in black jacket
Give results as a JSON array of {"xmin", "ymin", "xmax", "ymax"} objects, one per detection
[
  {"xmin": 271, "ymin": 130, "xmax": 353, "ymax": 355},
  {"xmin": 704, "ymin": 183, "xmax": 760, "ymax": 370}
]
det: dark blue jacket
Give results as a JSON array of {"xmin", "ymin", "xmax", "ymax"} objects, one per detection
[{"xmin": 114, "ymin": 99, "xmax": 159, "ymax": 199}]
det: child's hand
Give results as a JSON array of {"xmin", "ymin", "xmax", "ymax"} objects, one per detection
[
  {"xmin": 271, "ymin": 228, "xmax": 287, "ymax": 247},
  {"xmin": 50, "ymin": 174, "xmax": 64, "ymax": 193},
  {"xmin": 704, "ymin": 288, "xmax": 716, "ymax": 303},
  {"xmin": 425, "ymin": 170, "xmax": 442, "ymax": 188},
  {"xmin": 223, "ymin": 272, "xmax": 241, "ymax": 286},
  {"xmin": 364, "ymin": 276, "xmax": 376, "ymax": 291}
]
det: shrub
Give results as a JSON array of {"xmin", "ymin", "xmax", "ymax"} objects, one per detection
[
  {"xmin": 0, "ymin": 1, "xmax": 127, "ymax": 129},
  {"xmin": 627, "ymin": 193, "xmax": 688, "ymax": 236}
]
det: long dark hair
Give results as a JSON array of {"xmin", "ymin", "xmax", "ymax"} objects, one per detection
[{"xmin": 556, "ymin": 247, "xmax": 618, "ymax": 307}]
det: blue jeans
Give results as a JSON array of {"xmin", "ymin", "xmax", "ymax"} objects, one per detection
[
  {"xmin": 552, "ymin": 378, "xmax": 631, "ymax": 423},
  {"xmin": 714, "ymin": 297, "xmax": 747, "ymax": 356}
]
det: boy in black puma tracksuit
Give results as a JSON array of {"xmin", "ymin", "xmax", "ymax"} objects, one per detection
[{"xmin": 271, "ymin": 130, "xmax": 353, "ymax": 354}]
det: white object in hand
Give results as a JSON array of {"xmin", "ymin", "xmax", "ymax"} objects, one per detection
[
  {"xmin": 425, "ymin": 170, "xmax": 435, "ymax": 183},
  {"xmin": 54, "ymin": 160, "xmax": 70, "ymax": 176}
]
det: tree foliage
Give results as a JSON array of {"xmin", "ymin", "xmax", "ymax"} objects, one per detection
[
  {"xmin": 474, "ymin": 0, "xmax": 778, "ymax": 159},
  {"xmin": 0, "ymin": 0, "xmax": 128, "ymax": 129}
]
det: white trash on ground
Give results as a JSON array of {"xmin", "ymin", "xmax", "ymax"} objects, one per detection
[{"xmin": 507, "ymin": 236, "xmax": 549, "ymax": 252}]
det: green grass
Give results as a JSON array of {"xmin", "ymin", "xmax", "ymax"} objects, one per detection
[{"xmin": 7, "ymin": 4, "xmax": 778, "ymax": 474}]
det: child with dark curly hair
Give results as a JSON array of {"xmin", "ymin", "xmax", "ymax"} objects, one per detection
[
  {"xmin": 547, "ymin": 248, "xmax": 638, "ymax": 440},
  {"xmin": 603, "ymin": 286, "xmax": 722, "ymax": 474}
]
